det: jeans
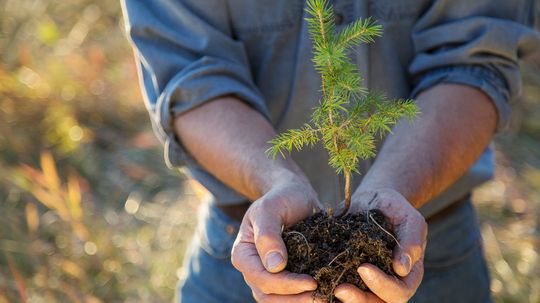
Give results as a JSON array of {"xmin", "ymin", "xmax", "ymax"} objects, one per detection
[{"xmin": 176, "ymin": 199, "xmax": 492, "ymax": 303}]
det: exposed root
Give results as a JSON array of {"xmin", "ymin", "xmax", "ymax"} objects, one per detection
[
  {"xmin": 328, "ymin": 249, "xmax": 349, "ymax": 266},
  {"xmin": 330, "ymin": 266, "xmax": 350, "ymax": 303},
  {"xmin": 368, "ymin": 213, "xmax": 401, "ymax": 249},
  {"xmin": 326, "ymin": 207, "xmax": 334, "ymax": 218},
  {"xmin": 284, "ymin": 231, "xmax": 311, "ymax": 258}
]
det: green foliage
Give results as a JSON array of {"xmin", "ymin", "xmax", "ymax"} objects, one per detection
[
  {"xmin": 268, "ymin": 124, "xmax": 319, "ymax": 158},
  {"xmin": 268, "ymin": 0, "xmax": 419, "ymax": 178}
]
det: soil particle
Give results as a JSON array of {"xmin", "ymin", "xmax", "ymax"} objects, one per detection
[{"xmin": 283, "ymin": 209, "xmax": 397, "ymax": 302}]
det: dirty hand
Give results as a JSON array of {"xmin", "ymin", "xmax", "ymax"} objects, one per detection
[
  {"xmin": 335, "ymin": 188, "xmax": 427, "ymax": 303},
  {"xmin": 231, "ymin": 178, "xmax": 323, "ymax": 302}
]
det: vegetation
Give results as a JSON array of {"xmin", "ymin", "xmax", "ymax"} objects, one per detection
[
  {"xmin": 268, "ymin": 0, "xmax": 418, "ymax": 214},
  {"xmin": 0, "ymin": 1, "xmax": 197, "ymax": 302}
]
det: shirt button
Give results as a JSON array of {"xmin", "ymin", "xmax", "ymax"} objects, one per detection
[{"xmin": 334, "ymin": 13, "xmax": 344, "ymax": 25}]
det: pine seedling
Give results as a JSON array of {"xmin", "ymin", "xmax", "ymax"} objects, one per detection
[{"xmin": 267, "ymin": 0, "xmax": 419, "ymax": 215}]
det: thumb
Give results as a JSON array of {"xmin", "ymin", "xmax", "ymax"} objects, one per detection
[
  {"xmin": 252, "ymin": 211, "xmax": 288, "ymax": 273},
  {"xmin": 393, "ymin": 215, "xmax": 427, "ymax": 277}
]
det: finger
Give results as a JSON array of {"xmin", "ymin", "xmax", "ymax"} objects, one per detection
[
  {"xmin": 393, "ymin": 214, "xmax": 427, "ymax": 276},
  {"xmin": 348, "ymin": 189, "xmax": 424, "ymax": 276},
  {"xmin": 334, "ymin": 283, "xmax": 384, "ymax": 303},
  {"xmin": 358, "ymin": 262, "xmax": 424, "ymax": 303},
  {"xmin": 250, "ymin": 207, "xmax": 289, "ymax": 273},
  {"xmin": 252, "ymin": 289, "xmax": 326, "ymax": 303},
  {"xmin": 232, "ymin": 240, "xmax": 317, "ymax": 295}
]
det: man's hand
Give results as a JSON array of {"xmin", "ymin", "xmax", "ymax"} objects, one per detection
[
  {"xmin": 335, "ymin": 189, "xmax": 427, "ymax": 303},
  {"xmin": 333, "ymin": 84, "xmax": 497, "ymax": 301},
  {"xmin": 174, "ymin": 96, "xmax": 324, "ymax": 301},
  {"xmin": 231, "ymin": 178, "xmax": 324, "ymax": 302}
]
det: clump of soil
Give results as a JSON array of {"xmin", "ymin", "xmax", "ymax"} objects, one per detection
[{"xmin": 283, "ymin": 209, "xmax": 397, "ymax": 301}]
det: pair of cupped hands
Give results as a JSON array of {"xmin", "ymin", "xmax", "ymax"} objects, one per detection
[{"xmin": 231, "ymin": 179, "xmax": 428, "ymax": 303}]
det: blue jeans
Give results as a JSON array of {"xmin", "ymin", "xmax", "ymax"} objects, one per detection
[{"xmin": 176, "ymin": 199, "xmax": 492, "ymax": 303}]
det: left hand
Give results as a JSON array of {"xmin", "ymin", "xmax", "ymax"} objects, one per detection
[{"xmin": 334, "ymin": 188, "xmax": 428, "ymax": 303}]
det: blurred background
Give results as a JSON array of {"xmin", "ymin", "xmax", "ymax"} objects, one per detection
[{"xmin": 0, "ymin": 0, "xmax": 538, "ymax": 302}]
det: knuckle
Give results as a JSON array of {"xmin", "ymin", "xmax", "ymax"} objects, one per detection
[
  {"xmin": 417, "ymin": 216, "xmax": 428, "ymax": 231},
  {"xmin": 410, "ymin": 242, "xmax": 423, "ymax": 253},
  {"xmin": 255, "ymin": 232, "xmax": 282, "ymax": 252},
  {"xmin": 257, "ymin": 280, "xmax": 275, "ymax": 295},
  {"xmin": 230, "ymin": 249, "xmax": 240, "ymax": 270},
  {"xmin": 415, "ymin": 212, "xmax": 426, "ymax": 223},
  {"xmin": 230, "ymin": 244, "xmax": 245, "ymax": 270},
  {"xmin": 256, "ymin": 230, "xmax": 276, "ymax": 244},
  {"xmin": 250, "ymin": 200, "xmax": 263, "ymax": 213},
  {"xmin": 408, "ymin": 244, "xmax": 424, "ymax": 261}
]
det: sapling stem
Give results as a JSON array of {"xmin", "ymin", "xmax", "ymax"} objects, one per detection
[{"xmin": 342, "ymin": 170, "xmax": 351, "ymax": 216}]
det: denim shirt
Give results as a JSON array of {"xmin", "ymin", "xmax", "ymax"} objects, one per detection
[{"xmin": 121, "ymin": 0, "xmax": 540, "ymax": 217}]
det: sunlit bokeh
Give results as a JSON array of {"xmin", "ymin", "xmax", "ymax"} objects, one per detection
[{"xmin": 0, "ymin": 1, "xmax": 198, "ymax": 302}]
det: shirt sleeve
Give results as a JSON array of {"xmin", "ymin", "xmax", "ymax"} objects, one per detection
[
  {"xmin": 409, "ymin": 0, "xmax": 540, "ymax": 131},
  {"xmin": 121, "ymin": 0, "xmax": 270, "ymax": 168}
]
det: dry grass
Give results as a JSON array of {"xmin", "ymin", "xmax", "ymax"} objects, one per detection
[{"xmin": 0, "ymin": 1, "xmax": 198, "ymax": 301}]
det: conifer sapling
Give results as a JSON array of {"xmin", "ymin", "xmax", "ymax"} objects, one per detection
[{"xmin": 267, "ymin": 0, "xmax": 419, "ymax": 216}]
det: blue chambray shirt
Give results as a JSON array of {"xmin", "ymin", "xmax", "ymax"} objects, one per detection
[{"xmin": 121, "ymin": 0, "xmax": 540, "ymax": 217}]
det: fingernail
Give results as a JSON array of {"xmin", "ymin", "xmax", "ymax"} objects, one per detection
[
  {"xmin": 303, "ymin": 281, "xmax": 317, "ymax": 291},
  {"xmin": 401, "ymin": 254, "xmax": 412, "ymax": 273},
  {"xmin": 265, "ymin": 251, "xmax": 284, "ymax": 270},
  {"xmin": 358, "ymin": 266, "xmax": 373, "ymax": 282},
  {"xmin": 334, "ymin": 288, "xmax": 346, "ymax": 298}
]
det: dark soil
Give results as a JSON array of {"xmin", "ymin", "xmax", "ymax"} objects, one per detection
[{"xmin": 283, "ymin": 209, "xmax": 397, "ymax": 302}]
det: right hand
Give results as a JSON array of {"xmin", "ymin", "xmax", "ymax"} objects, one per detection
[{"xmin": 231, "ymin": 178, "xmax": 323, "ymax": 302}]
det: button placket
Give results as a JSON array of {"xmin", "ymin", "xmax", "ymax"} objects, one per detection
[{"xmin": 332, "ymin": 0, "xmax": 355, "ymax": 27}]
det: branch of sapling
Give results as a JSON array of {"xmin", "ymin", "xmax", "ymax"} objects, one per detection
[{"xmin": 267, "ymin": 0, "xmax": 419, "ymax": 217}]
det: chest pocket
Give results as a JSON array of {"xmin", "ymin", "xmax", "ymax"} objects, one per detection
[
  {"xmin": 369, "ymin": 0, "xmax": 432, "ymax": 23},
  {"xmin": 227, "ymin": 0, "xmax": 303, "ymax": 36}
]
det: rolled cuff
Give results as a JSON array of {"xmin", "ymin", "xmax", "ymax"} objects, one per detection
[
  {"xmin": 155, "ymin": 56, "xmax": 270, "ymax": 168},
  {"xmin": 410, "ymin": 65, "xmax": 511, "ymax": 131}
]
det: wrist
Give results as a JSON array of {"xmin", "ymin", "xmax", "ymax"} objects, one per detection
[
  {"xmin": 356, "ymin": 172, "xmax": 423, "ymax": 208},
  {"xmin": 250, "ymin": 166, "xmax": 319, "ymax": 224},
  {"xmin": 259, "ymin": 161, "xmax": 310, "ymax": 192},
  {"xmin": 265, "ymin": 167, "xmax": 319, "ymax": 204}
]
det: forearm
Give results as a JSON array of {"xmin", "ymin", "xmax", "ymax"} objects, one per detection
[
  {"xmin": 356, "ymin": 84, "xmax": 497, "ymax": 208},
  {"xmin": 174, "ymin": 96, "xmax": 309, "ymax": 202}
]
